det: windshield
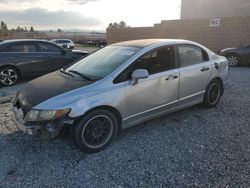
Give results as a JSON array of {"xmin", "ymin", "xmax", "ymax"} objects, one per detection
[{"xmin": 65, "ymin": 45, "xmax": 140, "ymax": 80}]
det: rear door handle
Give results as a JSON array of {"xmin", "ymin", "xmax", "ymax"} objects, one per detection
[
  {"xmin": 166, "ymin": 75, "xmax": 178, "ymax": 81},
  {"xmin": 201, "ymin": 67, "xmax": 210, "ymax": 72}
]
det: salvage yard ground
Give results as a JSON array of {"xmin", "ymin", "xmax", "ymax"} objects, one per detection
[{"xmin": 0, "ymin": 68, "xmax": 249, "ymax": 187}]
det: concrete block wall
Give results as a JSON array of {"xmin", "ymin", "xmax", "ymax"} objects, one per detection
[{"xmin": 107, "ymin": 16, "xmax": 250, "ymax": 52}]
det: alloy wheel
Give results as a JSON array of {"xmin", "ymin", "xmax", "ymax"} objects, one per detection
[
  {"xmin": 82, "ymin": 115, "xmax": 113, "ymax": 149},
  {"xmin": 208, "ymin": 83, "xmax": 221, "ymax": 105},
  {"xmin": 0, "ymin": 68, "xmax": 18, "ymax": 86},
  {"xmin": 227, "ymin": 55, "xmax": 239, "ymax": 67}
]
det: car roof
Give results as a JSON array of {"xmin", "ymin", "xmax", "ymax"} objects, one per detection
[
  {"xmin": 112, "ymin": 39, "xmax": 197, "ymax": 48},
  {"xmin": 51, "ymin": 39, "xmax": 72, "ymax": 41},
  {"xmin": 0, "ymin": 39, "xmax": 49, "ymax": 44}
]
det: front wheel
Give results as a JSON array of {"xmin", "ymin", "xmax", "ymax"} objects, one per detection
[
  {"xmin": 203, "ymin": 79, "xmax": 223, "ymax": 108},
  {"xmin": 73, "ymin": 109, "xmax": 118, "ymax": 153}
]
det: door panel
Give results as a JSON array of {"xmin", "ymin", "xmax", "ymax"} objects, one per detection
[
  {"xmin": 179, "ymin": 61, "xmax": 211, "ymax": 100},
  {"xmin": 45, "ymin": 52, "xmax": 73, "ymax": 71},
  {"xmin": 15, "ymin": 53, "xmax": 51, "ymax": 77},
  {"xmin": 123, "ymin": 69, "xmax": 179, "ymax": 120},
  {"xmin": 5, "ymin": 42, "xmax": 50, "ymax": 77},
  {"xmin": 115, "ymin": 45, "xmax": 179, "ymax": 122},
  {"xmin": 37, "ymin": 42, "xmax": 74, "ymax": 73},
  {"xmin": 177, "ymin": 44, "xmax": 212, "ymax": 100}
]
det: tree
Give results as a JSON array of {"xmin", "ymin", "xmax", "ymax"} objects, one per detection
[
  {"xmin": 58, "ymin": 28, "xmax": 62, "ymax": 32},
  {"xmin": 0, "ymin": 21, "xmax": 8, "ymax": 36},
  {"xmin": 16, "ymin": 26, "xmax": 22, "ymax": 32},
  {"xmin": 30, "ymin": 26, "xmax": 34, "ymax": 32},
  {"xmin": 118, "ymin": 21, "xmax": 128, "ymax": 28},
  {"xmin": 1, "ymin": 21, "xmax": 8, "ymax": 31},
  {"xmin": 107, "ymin": 21, "xmax": 129, "ymax": 29},
  {"xmin": 108, "ymin": 22, "xmax": 118, "ymax": 29}
]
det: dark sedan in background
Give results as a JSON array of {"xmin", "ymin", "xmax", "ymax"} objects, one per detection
[
  {"xmin": 0, "ymin": 39, "xmax": 89, "ymax": 86},
  {"xmin": 219, "ymin": 44, "xmax": 250, "ymax": 67}
]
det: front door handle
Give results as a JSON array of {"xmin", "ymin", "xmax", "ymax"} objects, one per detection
[
  {"xmin": 201, "ymin": 67, "xmax": 210, "ymax": 72},
  {"xmin": 166, "ymin": 75, "xmax": 178, "ymax": 81}
]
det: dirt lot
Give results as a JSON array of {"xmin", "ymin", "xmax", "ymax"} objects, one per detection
[{"xmin": 0, "ymin": 68, "xmax": 249, "ymax": 187}]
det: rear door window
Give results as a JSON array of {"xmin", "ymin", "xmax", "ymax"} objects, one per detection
[
  {"xmin": 59, "ymin": 40, "xmax": 69, "ymax": 43},
  {"xmin": 177, "ymin": 45, "xmax": 209, "ymax": 67},
  {"xmin": 8, "ymin": 43, "xmax": 37, "ymax": 52},
  {"xmin": 37, "ymin": 42, "xmax": 62, "ymax": 52}
]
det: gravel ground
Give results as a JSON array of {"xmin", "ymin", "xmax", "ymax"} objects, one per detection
[{"xmin": 0, "ymin": 68, "xmax": 249, "ymax": 187}]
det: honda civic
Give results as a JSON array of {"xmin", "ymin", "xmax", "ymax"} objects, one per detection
[{"xmin": 12, "ymin": 39, "xmax": 229, "ymax": 153}]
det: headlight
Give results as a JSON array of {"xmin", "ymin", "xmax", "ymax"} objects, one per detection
[{"xmin": 24, "ymin": 109, "xmax": 70, "ymax": 122}]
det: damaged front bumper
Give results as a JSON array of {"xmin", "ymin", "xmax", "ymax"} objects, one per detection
[{"xmin": 12, "ymin": 105, "xmax": 74, "ymax": 137}]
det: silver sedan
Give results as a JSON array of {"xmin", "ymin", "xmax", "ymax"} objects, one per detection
[{"xmin": 12, "ymin": 39, "xmax": 229, "ymax": 153}]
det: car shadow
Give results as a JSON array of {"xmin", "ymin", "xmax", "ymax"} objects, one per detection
[{"xmin": 117, "ymin": 104, "xmax": 206, "ymax": 139}]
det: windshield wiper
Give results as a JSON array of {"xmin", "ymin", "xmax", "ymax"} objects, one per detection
[
  {"xmin": 68, "ymin": 70, "xmax": 93, "ymax": 81},
  {"xmin": 60, "ymin": 69, "xmax": 74, "ymax": 77}
]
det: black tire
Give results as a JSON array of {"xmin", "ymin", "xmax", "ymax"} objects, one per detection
[
  {"xmin": 0, "ymin": 66, "xmax": 20, "ymax": 86},
  {"xmin": 227, "ymin": 54, "xmax": 240, "ymax": 67},
  {"xmin": 203, "ymin": 79, "xmax": 223, "ymax": 108},
  {"xmin": 74, "ymin": 109, "xmax": 118, "ymax": 153}
]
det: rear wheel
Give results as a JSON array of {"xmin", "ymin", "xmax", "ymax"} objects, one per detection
[
  {"xmin": 227, "ymin": 54, "xmax": 240, "ymax": 67},
  {"xmin": 0, "ymin": 66, "xmax": 20, "ymax": 86},
  {"xmin": 203, "ymin": 79, "xmax": 223, "ymax": 108},
  {"xmin": 74, "ymin": 109, "xmax": 118, "ymax": 153}
]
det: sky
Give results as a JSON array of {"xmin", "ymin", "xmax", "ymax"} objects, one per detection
[{"xmin": 0, "ymin": 0, "xmax": 181, "ymax": 31}]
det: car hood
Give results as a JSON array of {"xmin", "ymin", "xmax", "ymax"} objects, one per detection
[{"xmin": 14, "ymin": 71, "xmax": 93, "ymax": 115}]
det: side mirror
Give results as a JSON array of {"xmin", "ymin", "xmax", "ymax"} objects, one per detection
[{"xmin": 131, "ymin": 69, "xmax": 149, "ymax": 85}]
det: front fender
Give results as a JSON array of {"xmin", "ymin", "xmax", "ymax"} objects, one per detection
[{"xmin": 67, "ymin": 86, "xmax": 126, "ymax": 119}]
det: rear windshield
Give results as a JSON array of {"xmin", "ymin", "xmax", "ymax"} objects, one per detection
[
  {"xmin": 66, "ymin": 45, "xmax": 140, "ymax": 80},
  {"xmin": 58, "ymin": 40, "xmax": 71, "ymax": 43},
  {"xmin": 64, "ymin": 40, "xmax": 71, "ymax": 43}
]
